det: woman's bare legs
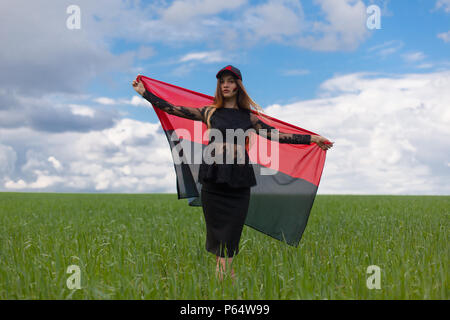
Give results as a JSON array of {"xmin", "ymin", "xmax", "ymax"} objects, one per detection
[{"xmin": 216, "ymin": 256, "xmax": 235, "ymax": 282}]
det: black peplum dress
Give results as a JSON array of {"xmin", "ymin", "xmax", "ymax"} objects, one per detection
[
  {"xmin": 198, "ymin": 107, "xmax": 257, "ymax": 258},
  {"xmin": 142, "ymin": 89, "xmax": 311, "ymax": 258}
]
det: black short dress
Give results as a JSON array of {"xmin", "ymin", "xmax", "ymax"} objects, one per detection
[{"xmin": 198, "ymin": 107, "xmax": 258, "ymax": 258}]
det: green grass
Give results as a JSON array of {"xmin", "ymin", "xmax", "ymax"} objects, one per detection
[{"xmin": 0, "ymin": 192, "xmax": 448, "ymax": 299}]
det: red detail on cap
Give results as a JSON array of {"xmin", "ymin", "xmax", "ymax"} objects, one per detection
[{"xmin": 216, "ymin": 65, "xmax": 242, "ymax": 81}]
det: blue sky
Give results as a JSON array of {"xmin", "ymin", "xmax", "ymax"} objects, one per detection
[
  {"xmin": 84, "ymin": 0, "xmax": 450, "ymax": 123},
  {"xmin": 0, "ymin": 0, "xmax": 449, "ymax": 194}
]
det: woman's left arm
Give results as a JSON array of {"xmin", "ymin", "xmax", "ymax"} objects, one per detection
[
  {"xmin": 250, "ymin": 113, "xmax": 311, "ymax": 144},
  {"xmin": 249, "ymin": 113, "xmax": 334, "ymax": 150}
]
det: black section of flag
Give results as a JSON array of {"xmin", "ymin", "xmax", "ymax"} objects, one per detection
[{"xmin": 163, "ymin": 130, "xmax": 317, "ymax": 247}]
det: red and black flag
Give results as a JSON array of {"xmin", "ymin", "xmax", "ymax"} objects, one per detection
[{"xmin": 137, "ymin": 75, "xmax": 327, "ymax": 247}]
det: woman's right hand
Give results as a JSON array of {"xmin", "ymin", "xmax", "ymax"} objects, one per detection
[
  {"xmin": 132, "ymin": 77, "xmax": 146, "ymax": 96},
  {"xmin": 311, "ymin": 135, "xmax": 334, "ymax": 150}
]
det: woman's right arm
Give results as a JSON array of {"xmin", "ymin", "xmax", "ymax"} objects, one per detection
[
  {"xmin": 142, "ymin": 89, "xmax": 209, "ymax": 122},
  {"xmin": 132, "ymin": 78, "xmax": 208, "ymax": 122}
]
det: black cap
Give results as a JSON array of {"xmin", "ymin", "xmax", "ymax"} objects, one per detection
[{"xmin": 216, "ymin": 65, "xmax": 242, "ymax": 81}]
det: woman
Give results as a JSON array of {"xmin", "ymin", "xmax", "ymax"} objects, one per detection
[{"xmin": 132, "ymin": 65, "xmax": 333, "ymax": 282}]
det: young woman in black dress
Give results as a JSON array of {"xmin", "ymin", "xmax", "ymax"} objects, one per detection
[{"xmin": 132, "ymin": 65, "xmax": 333, "ymax": 282}]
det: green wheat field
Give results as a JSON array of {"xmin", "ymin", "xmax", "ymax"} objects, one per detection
[{"xmin": 0, "ymin": 192, "xmax": 448, "ymax": 299}]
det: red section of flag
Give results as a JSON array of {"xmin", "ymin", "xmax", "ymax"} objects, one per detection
[{"xmin": 138, "ymin": 75, "xmax": 327, "ymax": 187}]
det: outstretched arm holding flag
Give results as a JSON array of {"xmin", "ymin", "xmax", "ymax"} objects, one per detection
[
  {"xmin": 133, "ymin": 77, "xmax": 210, "ymax": 123},
  {"xmin": 249, "ymin": 112, "xmax": 333, "ymax": 149}
]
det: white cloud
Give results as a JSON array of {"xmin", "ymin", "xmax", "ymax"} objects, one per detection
[
  {"xmin": 114, "ymin": 0, "xmax": 373, "ymax": 52},
  {"xmin": 0, "ymin": 0, "xmax": 381, "ymax": 98},
  {"xmin": 435, "ymin": 0, "xmax": 450, "ymax": 12},
  {"xmin": 169, "ymin": 62, "xmax": 199, "ymax": 78},
  {"xmin": 69, "ymin": 104, "xmax": 96, "ymax": 118},
  {"xmin": 0, "ymin": 91, "xmax": 119, "ymax": 133},
  {"xmin": 4, "ymin": 179, "xmax": 27, "ymax": 189},
  {"xmin": 242, "ymin": 0, "xmax": 304, "ymax": 44},
  {"xmin": 437, "ymin": 30, "xmax": 450, "ymax": 43},
  {"xmin": 0, "ymin": 144, "xmax": 17, "ymax": 178},
  {"xmin": 93, "ymin": 96, "xmax": 150, "ymax": 107},
  {"xmin": 128, "ymin": 96, "xmax": 149, "ymax": 107},
  {"xmin": 136, "ymin": 46, "xmax": 156, "ymax": 60},
  {"xmin": 95, "ymin": 97, "xmax": 116, "ymax": 105},
  {"xmin": 367, "ymin": 40, "xmax": 404, "ymax": 58},
  {"xmin": 28, "ymin": 173, "xmax": 65, "ymax": 189},
  {"xmin": 161, "ymin": 0, "xmax": 247, "ymax": 23},
  {"xmin": 0, "ymin": 118, "xmax": 176, "ymax": 193},
  {"xmin": 179, "ymin": 51, "xmax": 227, "ymax": 63},
  {"xmin": 416, "ymin": 63, "xmax": 434, "ymax": 69},
  {"xmin": 48, "ymin": 156, "xmax": 62, "ymax": 170},
  {"xmin": 0, "ymin": 0, "xmax": 137, "ymax": 95},
  {"xmin": 297, "ymin": 0, "xmax": 370, "ymax": 51},
  {"xmin": 402, "ymin": 51, "xmax": 426, "ymax": 62},
  {"xmin": 262, "ymin": 70, "xmax": 450, "ymax": 195}
]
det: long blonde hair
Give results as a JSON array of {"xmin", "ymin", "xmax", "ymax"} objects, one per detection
[{"xmin": 204, "ymin": 75, "xmax": 264, "ymax": 151}]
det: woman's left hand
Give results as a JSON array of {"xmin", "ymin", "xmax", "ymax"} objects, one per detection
[{"xmin": 311, "ymin": 135, "xmax": 334, "ymax": 150}]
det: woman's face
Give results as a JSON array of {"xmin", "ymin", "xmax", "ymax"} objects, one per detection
[{"xmin": 220, "ymin": 74, "xmax": 238, "ymax": 99}]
